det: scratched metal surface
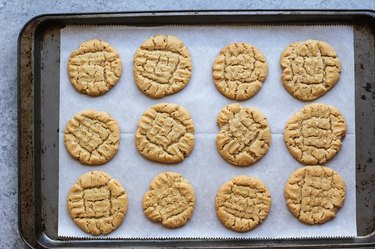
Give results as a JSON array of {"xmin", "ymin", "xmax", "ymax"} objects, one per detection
[{"xmin": 18, "ymin": 11, "xmax": 375, "ymax": 248}]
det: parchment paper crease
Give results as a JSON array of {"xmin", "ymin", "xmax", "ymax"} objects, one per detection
[{"xmin": 58, "ymin": 25, "xmax": 356, "ymax": 238}]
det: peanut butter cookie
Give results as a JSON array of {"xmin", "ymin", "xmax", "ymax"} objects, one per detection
[
  {"xmin": 68, "ymin": 39, "xmax": 122, "ymax": 96},
  {"xmin": 135, "ymin": 103, "xmax": 195, "ymax": 164},
  {"xmin": 64, "ymin": 110, "xmax": 120, "ymax": 165},
  {"xmin": 134, "ymin": 35, "xmax": 192, "ymax": 98},
  {"xmin": 284, "ymin": 103, "xmax": 346, "ymax": 165},
  {"xmin": 67, "ymin": 171, "xmax": 128, "ymax": 235},
  {"xmin": 281, "ymin": 40, "xmax": 341, "ymax": 101},
  {"xmin": 213, "ymin": 43, "xmax": 268, "ymax": 100},
  {"xmin": 143, "ymin": 172, "xmax": 195, "ymax": 228},
  {"xmin": 216, "ymin": 103, "xmax": 271, "ymax": 167},
  {"xmin": 284, "ymin": 166, "xmax": 346, "ymax": 225},
  {"xmin": 216, "ymin": 175, "xmax": 271, "ymax": 232}
]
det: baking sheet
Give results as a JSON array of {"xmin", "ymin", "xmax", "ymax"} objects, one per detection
[{"xmin": 58, "ymin": 25, "xmax": 356, "ymax": 238}]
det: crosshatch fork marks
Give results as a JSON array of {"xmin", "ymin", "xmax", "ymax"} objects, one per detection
[
  {"xmin": 216, "ymin": 103, "xmax": 271, "ymax": 167},
  {"xmin": 134, "ymin": 35, "xmax": 192, "ymax": 98},
  {"xmin": 67, "ymin": 171, "xmax": 128, "ymax": 235},
  {"xmin": 136, "ymin": 103, "xmax": 195, "ymax": 164},
  {"xmin": 284, "ymin": 103, "xmax": 346, "ymax": 165},
  {"xmin": 64, "ymin": 110, "xmax": 120, "ymax": 165}
]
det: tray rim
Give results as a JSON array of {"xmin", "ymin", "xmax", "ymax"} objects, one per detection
[
  {"xmin": 18, "ymin": 9, "xmax": 375, "ymax": 35},
  {"xmin": 18, "ymin": 9, "xmax": 375, "ymax": 249}
]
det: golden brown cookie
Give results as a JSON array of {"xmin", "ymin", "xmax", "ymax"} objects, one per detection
[
  {"xmin": 213, "ymin": 43, "xmax": 268, "ymax": 100},
  {"xmin": 68, "ymin": 39, "xmax": 122, "ymax": 96},
  {"xmin": 284, "ymin": 103, "xmax": 346, "ymax": 165},
  {"xmin": 216, "ymin": 175, "xmax": 271, "ymax": 232},
  {"xmin": 135, "ymin": 103, "xmax": 195, "ymax": 164},
  {"xmin": 280, "ymin": 40, "xmax": 341, "ymax": 101},
  {"xmin": 67, "ymin": 171, "xmax": 128, "ymax": 235},
  {"xmin": 216, "ymin": 103, "xmax": 271, "ymax": 167},
  {"xmin": 64, "ymin": 110, "xmax": 120, "ymax": 165},
  {"xmin": 133, "ymin": 35, "xmax": 192, "ymax": 98},
  {"xmin": 143, "ymin": 172, "xmax": 195, "ymax": 228},
  {"xmin": 284, "ymin": 166, "xmax": 346, "ymax": 225}
]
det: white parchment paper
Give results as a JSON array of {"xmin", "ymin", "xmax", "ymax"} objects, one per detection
[{"xmin": 58, "ymin": 25, "xmax": 356, "ymax": 238}]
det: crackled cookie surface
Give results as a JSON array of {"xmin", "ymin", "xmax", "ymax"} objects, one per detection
[
  {"xmin": 284, "ymin": 103, "xmax": 346, "ymax": 165},
  {"xmin": 285, "ymin": 166, "xmax": 346, "ymax": 225},
  {"xmin": 134, "ymin": 35, "xmax": 192, "ymax": 98},
  {"xmin": 67, "ymin": 171, "xmax": 128, "ymax": 235},
  {"xmin": 135, "ymin": 103, "xmax": 195, "ymax": 164},
  {"xmin": 143, "ymin": 172, "xmax": 195, "ymax": 228},
  {"xmin": 213, "ymin": 43, "xmax": 268, "ymax": 100},
  {"xmin": 216, "ymin": 175, "xmax": 271, "ymax": 232},
  {"xmin": 281, "ymin": 40, "xmax": 341, "ymax": 101},
  {"xmin": 64, "ymin": 110, "xmax": 120, "ymax": 165},
  {"xmin": 68, "ymin": 39, "xmax": 122, "ymax": 96},
  {"xmin": 216, "ymin": 103, "xmax": 271, "ymax": 167}
]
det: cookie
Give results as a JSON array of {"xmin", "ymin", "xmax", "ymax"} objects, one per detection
[
  {"xmin": 280, "ymin": 40, "xmax": 341, "ymax": 101},
  {"xmin": 213, "ymin": 43, "xmax": 268, "ymax": 100},
  {"xmin": 133, "ymin": 35, "xmax": 192, "ymax": 98},
  {"xmin": 67, "ymin": 171, "xmax": 128, "ymax": 235},
  {"xmin": 216, "ymin": 103, "xmax": 271, "ymax": 167},
  {"xmin": 143, "ymin": 172, "xmax": 195, "ymax": 228},
  {"xmin": 135, "ymin": 103, "xmax": 195, "ymax": 164},
  {"xmin": 284, "ymin": 103, "xmax": 346, "ymax": 165},
  {"xmin": 216, "ymin": 175, "xmax": 271, "ymax": 232},
  {"xmin": 64, "ymin": 110, "xmax": 120, "ymax": 165},
  {"xmin": 68, "ymin": 39, "xmax": 122, "ymax": 96},
  {"xmin": 285, "ymin": 166, "xmax": 346, "ymax": 225}
]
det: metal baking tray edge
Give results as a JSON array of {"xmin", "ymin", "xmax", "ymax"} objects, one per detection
[{"xmin": 18, "ymin": 10, "xmax": 375, "ymax": 248}]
